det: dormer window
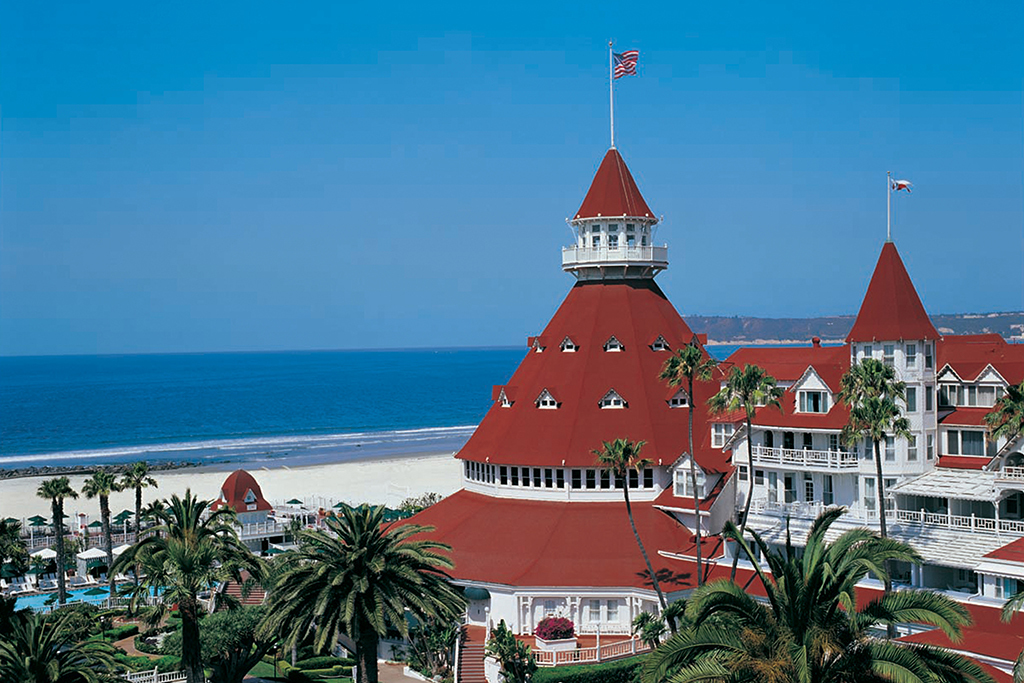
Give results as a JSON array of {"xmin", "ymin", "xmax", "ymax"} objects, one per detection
[
  {"xmin": 599, "ymin": 389, "xmax": 627, "ymax": 409},
  {"xmin": 668, "ymin": 390, "xmax": 689, "ymax": 408},
  {"xmin": 498, "ymin": 389, "xmax": 514, "ymax": 408},
  {"xmin": 604, "ymin": 336, "xmax": 624, "ymax": 352},
  {"xmin": 536, "ymin": 389, "xmax": 559, "ymax": 409},
  {"xmin": 712, "ymin": 423, "xmax": 735, "ymax": 448},
  {"xmin": 244, "ymin": 489, "xmax": 256, "ymax": 504},
  {"xmin": 560, "ymin": 336, "xmax": 578, "ymax": 352},
  {"xmin": 530, "ymin": 336, "xmax": 546, "ymax": 353},
  {"xmin": 650, "ymin": 335, "xmax": 670, "ymax": 352},
  {"xmin": 798, "ymin": 391, "xmax": 828, "ymax": 414}
]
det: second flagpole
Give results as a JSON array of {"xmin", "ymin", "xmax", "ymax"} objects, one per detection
[{"xmin": 609, "ymin": 41, "xmax": 615, "ymax": 149}]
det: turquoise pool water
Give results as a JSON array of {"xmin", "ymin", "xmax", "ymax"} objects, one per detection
[{"xmin": 15, "ymin": 588, "xmax": 112, "ymax": 611}]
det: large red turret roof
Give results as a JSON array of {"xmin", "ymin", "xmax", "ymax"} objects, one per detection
[
  {"xmin": 458, "ymin": 279, "xmax": 729, "ymax": 472},
  {"xmin": 210, "ymin": 469, "xmax": 272, "ymax": 513},
  {"xmin": 574, "ymin": 149, "xmax": 655, "ymax": 221},
  {"xmin": 847, "ymin": 242, "xmax": 938, "ymax": 343}
]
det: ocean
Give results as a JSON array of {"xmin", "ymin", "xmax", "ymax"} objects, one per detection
[{"xmin": 0, "ymin": 345, "xmax": 747, "ymax": 470}]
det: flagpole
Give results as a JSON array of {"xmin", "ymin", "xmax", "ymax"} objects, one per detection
[
  {"xmin": 609, "ymin": 40, "xmax": 615, "ymax": 149},
  {"xmin": 886, "ymin": 171, "xmax": 892, "ymax": 242}
]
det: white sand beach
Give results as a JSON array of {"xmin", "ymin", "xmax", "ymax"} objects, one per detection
[{"xmin": 0, "ymin": 451, "xmax": 463, "ymax": 523}]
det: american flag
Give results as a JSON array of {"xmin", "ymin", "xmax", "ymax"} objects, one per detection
[{"xmin": 613, "ymin": 50, "xmax": 639, "ymax": 79}]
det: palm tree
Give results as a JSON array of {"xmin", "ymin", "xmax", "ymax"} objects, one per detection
[
  {"xmin": 261, "ymin": 505, "xmax": 465, "ymax": 683},
  {"xmin": 0, "ymin": 518, "xmax": 28, "ymax": 577},
  {"xmin": 119, "ymin": 461, "xmax": 157, "ymax": 540},
  {"xmin": 82, "ymin": 469, "xmax": 120, "ymax": 599},
  {"xmin": 35, "ymin": 477, "xmax": 77, "ymax": 606},
  {"xmin": 1000, "ymin": 589, "xmax": 1024, "ymax": 682},
  {"xmin": 486, "ymin": 620, "xmax": 537, "ymax": 683},
  {"xmin": 659, "ymin": 342, "xmax": 718, "ymax": 586},
  {"xmin": 642, "ymin": 508, "xmax": 994, "ymax": 683},
  {"xmin": 0, "ymin": 608, "xmax": 120, "ymax": 682},
  {"xmin": 840, "ymin": 357, "xmax": 911, "ymax": 612},
  {"xmin": 594, "ymin": 438, "xmax": 673, "ymax": 624},
  {"xmin": 707, "ymin": 364, "xmax": 784, "ymax": 581},
  {"xmin": 986, "ymin": 381, "xmax": 1024, "ymax": 458},
  {"xmin": 111, "ymin": 491, "xmax": 260, "ymax": 683}
]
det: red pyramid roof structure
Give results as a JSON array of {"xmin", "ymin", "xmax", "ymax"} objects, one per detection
[
  {"xmin": 458, "ymin": 279, "xmax": 729, "ymax": 473},
  {"xmin": 846, "ymin": 242, "xmax": 938, "ymax": 343},
  {"xmin": 574, "ymin": 148, "xmax": 655, "ymax": 220},
  {"xmin": 210, "ymin": 469, "xmax": 272, "ymax": 513}
]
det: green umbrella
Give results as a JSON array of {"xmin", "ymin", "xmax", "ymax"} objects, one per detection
[
  {"xmin": 88, "ymin": 521, "xmax": 103, "ymax": 528},
  {"xmin": 333, "ymin": 502, "xmax": 347, "ymax": 509},
  {"xmin": 83, "ymin": 586, "xmax": 108, "ymax": 596},
  {"xmin": 29, "ymin": 516, "xmax": 47, "ymax": 526},
  {"xmin": 265, "ymin": 547, "xmax": 284, "ymax": 555},
  {"xmin": 114, "ymin": 510, "xmax": 133, "ymax": 522},
  {"xmin": 286, "ymin": 498, "xmax": 303, "ymax": 505},
  {"xmin": 3, "ymin": 517, "xmax": 17, "ymax": 524}
]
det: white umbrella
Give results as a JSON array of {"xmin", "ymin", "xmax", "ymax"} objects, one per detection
[
  {"xmin": 31, "ymin": 548, "xmax": 57, "ymax": 560},
  {"xmin": 112, "ymin": 544, "xmax": 131, "ymax": 556},
  {"xmin": 77, "ymin": 547, "xmax": 107, "ymax": 560}
]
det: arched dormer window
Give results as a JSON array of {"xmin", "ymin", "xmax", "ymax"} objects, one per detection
[
  {"xmin": 498, "ymin": 389, "xmax": 514, "ymax": 408},
  {"xmin": 651, "ymin": 335, "xmax": 670, "ymax": 352},
  {"xmin": 599, "ymin": 389, "xmax": 627, "ymax": 409},
  {"xmin": 244, "ymin": 489, "xmax": 256, "ymax": 504},
  {"xmin": 604, "ymin": 336, "xmax": 624, "ymax": 352},
  {"xmin": 668, "ymin": 389, "xmax": 689, "ymax": 408},
  {"xmin": 560, "ymin": 336, "xmax": 578, "ymax": 352},
  {"xmin": 536, "ymin": 389, "xmax": 559, "ymax": 409}
]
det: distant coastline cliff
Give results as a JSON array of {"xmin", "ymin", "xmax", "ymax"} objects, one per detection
[{"xmin": 691, "ymin": 311, "xmax": 1024, "ymax": 345}]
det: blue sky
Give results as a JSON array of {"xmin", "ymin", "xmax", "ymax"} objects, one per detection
[{"xmin": 2, "ymin": 1, "xmax": 1022, "ymax": 355}]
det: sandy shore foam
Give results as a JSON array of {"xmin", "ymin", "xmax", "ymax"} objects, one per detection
[{"xmin": 0, "ymin": 451, "xmax": 463, "ymax": 522}]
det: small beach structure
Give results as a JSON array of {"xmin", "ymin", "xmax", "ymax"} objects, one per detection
[{"xmin": 210, "ymin": 469, "xmax": 288, "ymax": 553}]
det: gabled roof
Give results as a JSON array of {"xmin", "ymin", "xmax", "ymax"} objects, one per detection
[
  {"xmin": 847, "ymin": 242, "xmax": 938, "ymax": 343},
  {"xmin": 574, "ymin": 149, "xmax": 655, "ymax": 221},
  {"xmin": 461, "ymin": 279, "xmax": 728, "ymax": 472},
  {"xmin": 210, "ymin": 469, "xmax": 272, "ymax": 513},
  {"xmin": 938, "ymin": 408, "xmax": 991, "ymax": 427},
  {"xmin": 938, "ymin": 334, "xmax": 1024, "ymax": 385}
]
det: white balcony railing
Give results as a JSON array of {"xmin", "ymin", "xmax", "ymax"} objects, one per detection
[
  {"xmin": 750, "ymin": 445, "xmax": 860, "ymax": 470},
  {"xmin": 997, "ymin": 466, "xmax": 1024, "ymax": 482},
  {"xmin": 894, "ymin": 508, "xmax": 1024, "ymax": 535},
  {"xmin": 562, "ymin": 245, "xmax": 668, "ymax": 268},
  {"xmin": 237, "ymin": 521, "xmax": 288, "ymax": 539},
  {"xmin": 748, "ymin": 500, "xmax": 857, "ymax": 521},
  {"xmin": 533, "ymin": 638, "xmax": 651, "ymax": 667}
]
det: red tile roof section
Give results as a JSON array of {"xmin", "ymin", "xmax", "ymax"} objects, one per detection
[
  {"xmin": 210, "ymin": 469, "xmax": 272, "ymax": 513},
  {"xmin": 847, "ymin": 242, "xmax": 939, "ymax": 343},
  {"xmin": 937, "ymin": 455, "xmax": 991, "ymax": 470},
  {"xmin": 984, "ymin": 536, "xmax": 1024, "ymax": 562},
  {"xmin": 410, "ymin": 490, "xmax": 700, "ymax": 589},
  {"xmin": 938, "ymin": 334, "xmax": 1024, "ymax": 385},
  {"xmin": 458, "ymin": 279, "xmax": 729, "ymax": 472},
  {"xmin": 938, "ymin": 408, "xmax": 992, "ymax": 427},
  {"xmin": 899, "ymin": 600, "xmax": 1024, "ymax": 666},
  {"xmin": 574, "ymin": 149, "xmax": 655, "ymax": 221}
]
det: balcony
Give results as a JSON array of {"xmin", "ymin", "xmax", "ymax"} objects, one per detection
[
  {"xmin": 894, "ymin": 508, "xmax": 1024, "ymax": 535},
  {"xmin": 750, "ymin": 445, "xmax": 860, "ymax": 470},
  {"xmin": 996, "ymin": 466, "xmax": 1024, "ymax": 482},
  {"xmin": 561, "ymin": 245, "xmax": 668, "ymax": 270}
]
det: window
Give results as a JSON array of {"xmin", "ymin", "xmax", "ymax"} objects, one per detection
[
  {"xmin": 643, "ymin": 468, "xmax": 654, "ymax": 488},
  {"xmin": 884, "ymin": 344, "xmax": 895, "ymax": 367},
  {"xmin": 668, "ymin": 390, "xmax": 689, "ymax": 408},
  {"xmin": 544, "ymin": 600, "xmax": 556, "ymax": 616},
  {"xmin": 604, "ymin": 336, "xmax": 624, "ymax": 352},
  {"xmin": 606, "ymin": 600, "xmax": 619, "ymax": 622},
  {"xmin": 608, "ymin": 223, "xmax": 618, "ymax": 233},
  {"xmin": 651, "ymin": 335, "xmax": 670, "ymax": 352},
  {"xmin": 925, "ymin": 385, "xmax": 933, "ymax": 411},
  {"xmin": 863, "ymin": 345, "xmax": 873, "ymax": 359},
  {"xmin": 675, "ymin": 468, "xmax": 706, "ymax": 497},
  {"xmin": 799, "ymin": 391, "xmax": 827, "ymax": 413},
  {"xmin": 544, "ymin": 468, "xmax": 554, "ymax": 488},
  {"xmin": 614, "ymin": 472, "xmax": 625, "ymax": 489},
  {"xmin": 537, "ymin": 389, "xmax": 558, "ymax": 409},
  {"xmin": 783, "ymin": 432, "xmax": 795, "ymax": 449},
  {"xmin": 947, "ymin": 430, "xmax": 958, "ymax": 455},
  {"xmin": 885, "ymin": 436, "xmax": 896, "ymax": 461},
  {"xmin": 927, "ymin": 434, "xmax": 934, "ymax": 460},
  {"xmin": 784, "ymin": 474, "xmax": 797, "ymax": 503},
  {"xmin": 556, "ymin": 469, "xmax": 565, "ymax": 487},
  {"xmin": 764, "ymin": 431, "xmax": 774, "ymax": 448},
  {"xmin": 628, "ymin": 469, "xmax": 639, "ymax": 488},
  {"xmin": 968, "ymin": 385, "xmax": 978, "ymax": 407},
  {"xmin": 768, "ymin": 472, "xmax": 778, "ymax": 503},
  {"xmin": 804, "ymin": 473, "xmax": 814, "ymax": 502},
  {"xmin": 908, "ymin": 435, "xmax": 918, "ymax": 461},
  {"xmin": 925, "ymin": 344, "xmax": 933, "ymax": 369},
  {"xmin": 864, "ymin": 477, "xmax": 876, "ymax": 512},
  {"xmin": 828, "ymin": 433, "xmax": 839, "ymax": 452},
  {"xmin": 906, "ymin": 387, "xmax": 917, "ymax": 412},
  {"xmin": 600, "ymin": 390, "xmax": 627, "ymax": 409},
  {"xmin": 738, "ymin": 464, "xmax": 749, "ymax": 482},
  {"xmin": 939, "ymin": 385, "xmax": 958, "ymax": 407},
  {"xmin": 591, "ymin": 234, "xmax": 601, "ymax": 248},
  {"xmin": 571, "ymin": 470, "xmax": 582, "ymax": 489},
  {"xmin": 712, "ymin": 423, "xmax": 735, "ymax": 448},
  {"xmin": 500, "ymin": 466, "xmax": 508, "ymax": 485},
  {"xmin": 533, "ymin": 468, "xmax": 542, "ymax": 487},
  {"xmin": 823, "ymin": 475, "xmax": 834, "ymax": 505},
  {"xmin": 586, "ymin": 469, "xmax": 596, "ymax": 489},
  {"xmin": 608, "ymin": 233, "xmax": 619, "ymax": 248},
  {"xmin": 884, "ymin": 478, "xmax": 897, "ymax": 511},
  {"xmin": 589, "ymin": 599, "xmax": 601, "ymax": 623},
  {"xmin": 947, "ymin": 430, "xmax": 985, "ymax": 456},
  {"xmin": 906, "ymin": 344, "xmax": 917, "ymax": 368},
  {"xmin": 511, "ymin": 467, "xmax": 520, "ymax": 486},
  {"xmin": 600, "ymin": 470, "xmax": 611, "ymax": 489},
  {"xmin": 754, "ymin": 469, "xmax": 765, "ymax": 485},
  {"xmin": 499, "ymin": 390, "xmax": 513, "ymax": 408},
  {"xmin": 560, "ymin": 336, "xmax": 578, "ymax": 352},
  {"xmin": 803, "ymin": 432, "xmax": 813, "ymax": 450},
  {"xmin": 979, "ymin": 385, "xmax": 998, "ymax": 407}
]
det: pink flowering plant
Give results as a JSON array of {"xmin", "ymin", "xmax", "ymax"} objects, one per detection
[{"xmin": 535, "ymin": 617, "xmax": 574, "ymax": 641}]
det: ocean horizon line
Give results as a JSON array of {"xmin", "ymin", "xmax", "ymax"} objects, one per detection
[{"xmin": 0, "ymin": 344, "xmax": 527, "ymax": 360}]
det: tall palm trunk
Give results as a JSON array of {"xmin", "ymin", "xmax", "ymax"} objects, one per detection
[
  {"xmin": 623, "ymin": 483, "xmax": 670, "ymax": 628},
  {"xmin": 100, "ymin": 494, "xmax": 114, "ymax": 599},
  {"xmin": 872, "ymin": 437, "xmax": 895, "ymax": 638},
  {"xmin": 731, "ymin": 413, "xmax": 756, "ymax": 582},
  {"xmin": 357, "ymin": 617, "xmax": 381, "ymax": 683},
  {"xmin": 133, "ymin": 486, "xmax": 142, "ymax": 588},
  {"xmin": 180, "ymin": 596, "xmax": 204, "ymax": 683},
  {"xmin": 52, "ymin": 499, "xmax": 68, "ymax": 605},
  {"xmin": 687, "ymin": 376, "xmax": 703, "ymax": 589}
]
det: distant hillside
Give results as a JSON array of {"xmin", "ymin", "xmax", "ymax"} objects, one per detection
[{"xmin": 689, "ymin": 312, "xmax": 1024, "ymax": 345}]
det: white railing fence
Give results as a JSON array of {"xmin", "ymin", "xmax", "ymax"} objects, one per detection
[
  {"xmin": 533, "ymin": 638, "xmax": 650, "ymax": 667},
  {"xmin": 750, "ymin": 445, "xmax": 859, "ymax": 470},
  {"xmin": 561, "ymin": 245, "xmax": 668, "ymax": 266},
  {"xmin": 121, "ymin": 668, "xmax": 187, "ymax": 683},
  {"xmin": 894, "ymin": 508, "xmax": 1024, "ymax": 535},
  {"xmin": 998, "ymin": 466, "xmax": 1024, "ymax": 481}
]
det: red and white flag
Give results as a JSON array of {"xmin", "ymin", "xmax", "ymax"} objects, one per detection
[
  {"xmin": 891, "ymin": 179, "xmax": 912, "ymax": 193},
  {"xmin": 613, "ymin": 50, "xmax": 639, "ymax": 79}
]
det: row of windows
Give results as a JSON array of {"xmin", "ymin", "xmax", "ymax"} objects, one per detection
[
  {"xmin": 939, "ymin": 384, "xmax": 1004, "ymax": 409},
  {"xmin": 526, "ymin": 388, "xmax": 687, "ymax": 410},
  {"xmin": 464, "ymin": 461, "xmax": 655, "ymax": 489},
  {"xmin": 755, "ymin": 430, "xmax": 936, "ymax": 461},
  {"xmin": 538, "ymin": 335, "xmax": 672, "ymax": 353},
  {"xmin": 854, "ymin": 343, "xmax": 934, "ymax": 370}
]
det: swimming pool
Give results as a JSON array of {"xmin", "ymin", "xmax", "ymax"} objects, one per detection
[{"xmin": 15, "ymin": 588, "xmax": 112, "ymax": 611}]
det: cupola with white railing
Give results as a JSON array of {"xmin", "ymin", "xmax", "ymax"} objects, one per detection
[{"xmin": 564, "ymin": 148, "xmax": 667, "ymax": 281}]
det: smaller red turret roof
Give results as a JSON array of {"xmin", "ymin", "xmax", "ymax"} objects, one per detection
[
  {"xmin": 847, "ymin": 242, "xmax": 938, "ymax": 343},
  {"xmin": 574, "ymin": 149, "xmax": 654, "ymax": 221},
  {"xmin": 211, "ymin": 469, "xmax": 272, "ymax": 513}
]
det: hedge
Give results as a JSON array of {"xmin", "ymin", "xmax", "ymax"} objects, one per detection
[
  {"xmin": 133, "ymin": 635, "xmax": 161, "ymax": 655},
  {"xmin": 296, "ymin": 656, "xmax": 354, "ymax": 670},
  {"xmin": 153, "ymin": 656, "xmax": 182, "ymax": 673},
  {"xmin": 532, "ymin": 655, "xmax": 644, "ymax": 683},
  {"xmin": 304, "ymin": 665, "xmax": 353, "ymax": 677},
  {"xmin": 103, "ymin": 624, "xmax": 139, "ymax": 641}
]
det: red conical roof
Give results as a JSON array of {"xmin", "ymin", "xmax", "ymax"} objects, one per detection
[
  {"xmin": 574, "ymin": 149, "xmax": 655, "ymax": 220},
  {"xmin": 847, "ymin": 242, "xmax": 938, "ymax": 343},
  {"xmin": 458, "ymin": 279, "xmax": 729, "ymax": 472},
  {"xmin": 210, "ymin": 469, "xmax": 272, "ymax": 513}
]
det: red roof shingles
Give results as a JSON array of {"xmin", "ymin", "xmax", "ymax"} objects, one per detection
[
  {"xmin": 984, "ymin": 536, "xmax": 1024, "ymax": 562},
  {"xmin": 938, "ymin": 408, "xmax": 993, "ymax": 427},
  {"xmin": 937, "ymin": 455, "xmax": 992, "ymax": 470},
  {"xmin": 210, "ymin": 469, "xmax": 272, "ymax": 513},
  {"xmin": 899, "ymin": 600, "xmax": 1024, "ymax": 666},
  {"xmin": 458, "ymin": 279, "xmax": 729, "ymax": 472},
  {"xmin": 847, "ymin": 242, "xmax": 939, "ymax": 343},
  {"xmin": 410, "ymin": 490, "xmax": 699, "ymax": 590},
  {"xmin": 938, "ymin": 334, "xmax": 1024, "ymax": 385},
  {"xmin": 574, "ymin": 149, "xmax": 655, "ymax": 220}
]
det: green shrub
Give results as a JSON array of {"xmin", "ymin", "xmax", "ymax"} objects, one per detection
[
  {"xmin": 133, "ymin": 634, "xmax": 161, "ymax": 655},
  {"xmin": 296, "ymin": 656, "xmax": 352, "ymax": 670},
  {"xmin": 103, "ymin": 623, "xmax": 139, "ymax": 641},
  {"xmin": 531, "ymin": 655, "xmax": 644, "ymax": 683},
  {"xmin": 113, "ymin": 652, "xmax": 157, "ymax": 672},
  {"xmin": 153, "ymin": 656, "xmax": 182, "ymax": 673},
  {"xmin": 286, "ymin": 669, "xmax": 313, "ymax": 683},
  {"xmin": 303, "ymin": 665, "xmax": 353, "ymax": 677}
]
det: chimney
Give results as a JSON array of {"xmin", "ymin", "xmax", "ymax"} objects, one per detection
[{"xmin": 812, "ymin": 337, "xmax": 821, "ymax": 347}]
